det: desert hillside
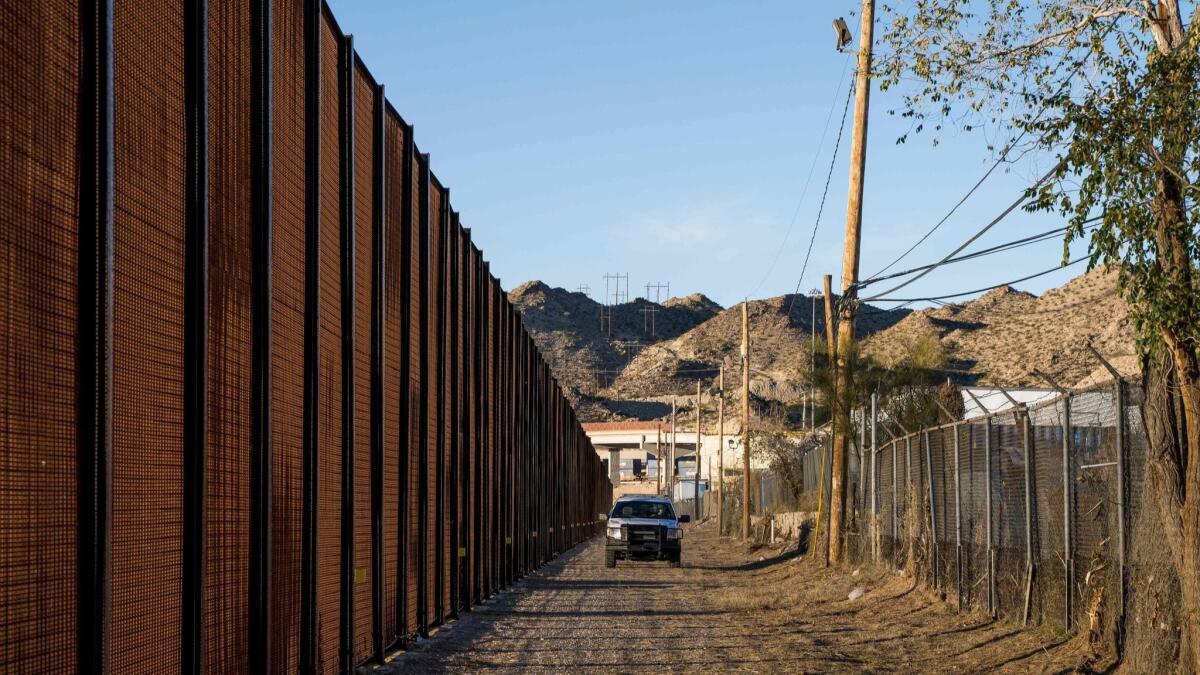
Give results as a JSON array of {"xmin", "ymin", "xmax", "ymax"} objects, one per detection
[
  {"xmin": 861, "ymin": 266, "xmax": 1136, "ymax": 388},
  {"xmin": 608, "ymin": 293, "xmax": 909, "ymax": 402},
  {"xmin": 511, "ymin": 268, "xmax": 1138, "ymax": 422},
  {"xmin": 508, "ymin": 281, "xmax": 721, "ymax": 398}
]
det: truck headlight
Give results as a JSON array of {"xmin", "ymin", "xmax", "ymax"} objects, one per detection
[
  {"xmin": 666, "ymin": 528, "xmax": 682, "ymax": 540},
  {"xmin": 607, "ymin": 526, "xmax": 622, "ymax": 540}
]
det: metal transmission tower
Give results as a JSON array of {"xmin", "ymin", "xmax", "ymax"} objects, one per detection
[
  {"xmin": 600, "ymin": 272, "xmax": 628, "ymax": 337},
  {"xmin": 645, "ymin": 281, "xmax": 670, "ymax": 303},
  {"xmin": 640, "ymin": 304, "xmax": 658, "ymax": 337}
]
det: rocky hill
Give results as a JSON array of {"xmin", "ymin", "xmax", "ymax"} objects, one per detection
[
  {"xmin": 512, "ymin": 268, "xmax": 1139, "ymax": 422},
  {"xmin": 508, "ymin": 281, "xmax": 721, "ymax": 400},
  {"xmin": 860, "ymin": 266, "xmax": 1136, "ymax": 388},
  {"xmin": 608, "ymin": 293, "xmax": 909, "ymax": 402}
]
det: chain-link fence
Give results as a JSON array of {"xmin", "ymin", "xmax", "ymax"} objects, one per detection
[{"xmin": 830, "ymin": 378, "xmax": 1138, "ymax": 640}]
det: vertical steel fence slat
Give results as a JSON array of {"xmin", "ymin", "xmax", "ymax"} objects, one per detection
[
  {"xmin": 368, "ymin": 81, "xmax": 386, "ymax": 663},
  {"xmin": 181, "ymin": 0, "xmax": 209, "ymax": 671},
  {"xmin": 415, "ymin": 151, "xmax": 430, "ymax": 635},
  {"xmin": 337, "ymin": 32, "xmax": 356, "ymax": 675},
  {"xmin": 78, "ymin": 0, "xmax": 116, "ymax": 669},
  {"xmin": 396, "ymin": 120, "xmax": 414, "ymax": 645},
  {"xmin": 249, "ymin": 1, "xmax": 275, "ymax": 670},
  {"xmin": 447, "ymin": 212, "xmax": 461, "ymax": 618},
  {"xmin": 299, "ymin": 1, "xmax": 322, "ymax": 668}
]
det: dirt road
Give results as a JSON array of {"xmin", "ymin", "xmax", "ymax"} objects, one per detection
[{"xmin": 377, "ymin": 522, "xmax": 1093, "ymax": 673}]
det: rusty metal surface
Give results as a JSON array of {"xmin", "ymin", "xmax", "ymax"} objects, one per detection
[
  {"xmin": 270, "ymin": 0, "xmax": 307, "ymax": 669},
  {"xmin": 0, "ymin": 3, "xmax": 612, "ymax": 672},
  {"xmin": 316, "ymin": 11, "xmax": 343, "ymax": 674},
  {"xmin": 352, "ymin": 59, "xmax": 375, "ymax": 664},
  {"xmin": 111, "ymin": 1, "xmax": 187, "ymax": 672},
  {"xmin": 0, "ymin": 1, "xmax": 78, "ymax": 672}
]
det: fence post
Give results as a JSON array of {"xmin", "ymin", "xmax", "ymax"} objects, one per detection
[
  {"xmin": 905, "ymin": 434, "xmax": 912, "ymax": 570},
  {"xmin": 338, "ymin": 31, "xmax": 360, "ymax": 666},
  {"xmin": 953, "ymin": 424, "xmax": 962, "ymax": 611},
  {"xmin": 870, "ymin": 393, "xmax": 878, "ymax": 562},
  {"xmin": 181, "ymin": 1, "xmax": 210, "ymax": 671},
  {"xmin": 1021, "ymin": 408, "xmax": 1034, "ymax": 626},
  {"xmin": 985, "ymin": 416, "xmax": 995, "ymax": 618},
  {"xmin": 924, "ymin": 430, "xmax": 938, "ymax": 589},
  {"xmin": 78, "ymin": 1, "xmax": 115, "ymax": 669},
  {"xmin": 1115, "ymin": 378, "xmax": 1126, "ymax": 627},
  {"xmin": 1062, "ymin": 393, "xmax": 1073, "ymax": 630},
  {"xmin": 251, "ymin": 0, "xmax": 278, "ymax": 667},
  {"xmin": 891, "ymin": 439, "xmax": 897, "ymax": 560}
]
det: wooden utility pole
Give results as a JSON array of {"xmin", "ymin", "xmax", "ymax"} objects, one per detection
[
  {"xmin": 741, "ymin": 301, "xmax": 752, "ymax": 540},
  {"xmin": 695, "ymin": 380, "xmax": 702, "ymax": 520},
  {"xmin": 670, "ymin": 398, "xmax": 677, "ymax": 498},
  {"xmin": 829, "ymin": 0, "xmax": 875, "ymax": 565},
  {"xmin": 821, "ymin": 275, "xmax": 838, "ymax": 566},
  {"xmin": 656, "ymin": 425, "xmax": 663, "ymax": 494},
  {"xmin": 717, "ymin": 366, "xmax": 725, "ymax": 536}
]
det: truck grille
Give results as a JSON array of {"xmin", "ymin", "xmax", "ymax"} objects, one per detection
[{"xmin": 627, "ymin": 525, "xmax": 661, "ymax": 543}]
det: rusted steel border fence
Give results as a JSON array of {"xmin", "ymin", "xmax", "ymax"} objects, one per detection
[{"xmin": 0, "ymin": 1, "xmax": 612, "ymax": 673}]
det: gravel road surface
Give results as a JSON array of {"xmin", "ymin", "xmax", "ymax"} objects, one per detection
[{"xmin": 372, "ymin": 522, "xmax": 1095, "ymax": 673}]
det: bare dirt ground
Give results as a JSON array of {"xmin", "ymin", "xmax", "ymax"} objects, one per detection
[{"xmin": 374, "ymin": 521, "xmax": 1096, "ymax": 673}]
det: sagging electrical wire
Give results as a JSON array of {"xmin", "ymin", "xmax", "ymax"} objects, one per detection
[
  {"xmin": 748, "ymin": 53, "xmax": 853, "ymax": 299},
  {"xmin": 783, "ymin": 77, "xmax": 858, "ymax": 320},
  {"xmin": 855, "ymin": 216, "xmax": 1102, "ymax": 290},
  {"xmin": 856, "ymin": 161, "xmax": 1063, "ymax": 303},
  {"xmin": 866, "ymin": 255, "xmax": 1088, "ymax": 304}
]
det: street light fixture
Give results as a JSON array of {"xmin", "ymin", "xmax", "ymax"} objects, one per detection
[{"xmin": 833, "ymin": 17, "xmax": 853, "ymax": 51}]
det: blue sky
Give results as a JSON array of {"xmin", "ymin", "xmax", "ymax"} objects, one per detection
[{"xmin": 330, "ymin": 0, "xmax": 1092, "ymax": 309}]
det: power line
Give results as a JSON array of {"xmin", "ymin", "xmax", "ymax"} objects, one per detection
[
  {"xmin": 784, "ymin": 76, "xmax": 857, "ymax": 319},
  {"xmin": 864, "ymin": 146, "xmax": 1021, "ymax": 282},
  {"xmin": 868, "ymin": 256, "xmax": 1087, "ymax": 304},
  {"xmin": 749, "ymin": 53, "xmax": 853, "ymax": 299},
  {"xmin": 862, "ymin": 27, "xmax": 1114, "ymax": 283},
  {"xmin": 859, "ymin": 161, "xmax": 1062, "ymax": 302},
  {"xmin": 856, "ymin": 216, "xmax": 1102, "ymax": 290}
]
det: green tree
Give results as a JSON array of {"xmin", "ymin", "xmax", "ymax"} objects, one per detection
[{"xmin": 877, "ymin": 1, "xmax": 1199, "ymax": 666}]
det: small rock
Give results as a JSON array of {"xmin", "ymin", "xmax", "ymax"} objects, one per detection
[
  {"xmin": 758, "ymin": 556, "xmax": 765, "ymax": 562},
  {"xmin": 852, "ymin": 568, "xmax": 860, "ymax": 577},
  {"xmin": 848, "ymin": 587, "xmax": 865, "ymax": 601}
]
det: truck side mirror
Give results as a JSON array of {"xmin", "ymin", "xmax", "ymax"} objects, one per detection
[{"xmin": 678, "ymin": 515, "xmax": 690, "ymax": 523}]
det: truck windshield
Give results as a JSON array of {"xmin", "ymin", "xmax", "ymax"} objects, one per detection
[{"xmin": 611, "ymin": 501, "xmax": 675, "ymax": 519}]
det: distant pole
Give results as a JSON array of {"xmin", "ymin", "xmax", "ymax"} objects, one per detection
[
  {"xmin": 717, "ymin": 366, "xmax": 725, "ymax": 536},
  {"xmin": 695, "ymin": 380, "xmax": 702, "ymax": 520},
  {"xmin": 829, "ymin": 0, "xmax": 876, "ymax": 566},
  {"xmin": 811, "ymin": 293, "xmax": 817, "ymax": 432},
  {"xmin": 656, "ymin": 425, "xmax": 663, "ymax": 495},
  {"xmin": 741, "ymin": 301, "xmax": 752, "ymax": 540},
  {"xmin": 670, "ymin": 398, "xmax": 677, "ymax": 498}
]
